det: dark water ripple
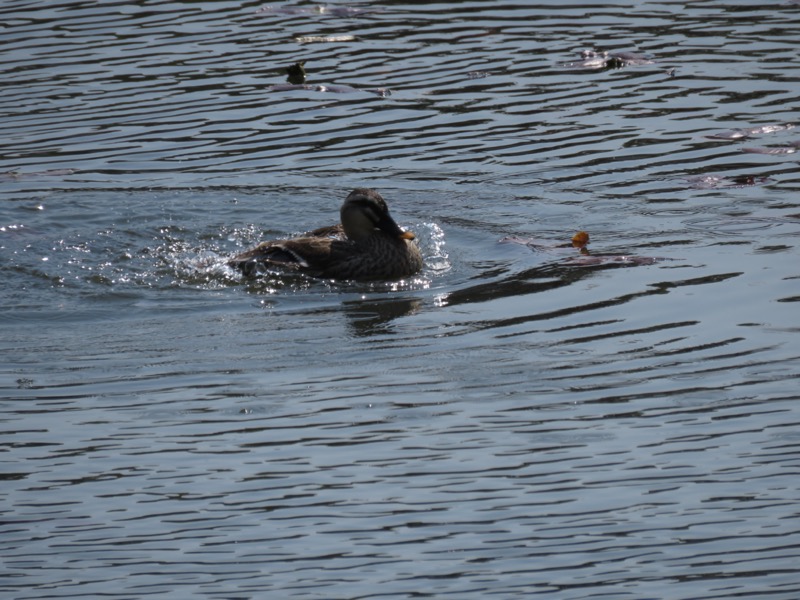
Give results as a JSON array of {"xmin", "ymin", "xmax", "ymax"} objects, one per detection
[{"xmin": 3, "ymin": 1, "xmax": 800, "ymax": 599}]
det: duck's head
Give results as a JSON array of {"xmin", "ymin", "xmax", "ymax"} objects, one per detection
[{"xmin": 340, "ymin": 188, "xmax": 415, "ymax": 243}]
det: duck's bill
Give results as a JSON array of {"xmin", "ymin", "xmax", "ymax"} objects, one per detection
[{"xmin": 377, "ymin": 212, "xmax": 415, "ymax": 239}]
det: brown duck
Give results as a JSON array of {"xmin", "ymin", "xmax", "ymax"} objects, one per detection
[{"xmin": 228, "ymin": 188, "xmax": 423, "ymax": 281}]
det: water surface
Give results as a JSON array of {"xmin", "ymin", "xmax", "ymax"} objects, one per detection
[{"xmin": 2, "ymin": 1, "xmax": 800, "ymax": 598}]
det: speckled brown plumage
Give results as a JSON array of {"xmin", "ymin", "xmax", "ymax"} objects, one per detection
[{"xmin": 228, "ymin": 188, "xmax": 423, "ymax": 281}]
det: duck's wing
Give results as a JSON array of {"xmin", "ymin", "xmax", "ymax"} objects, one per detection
[
  {"xmin": 306, "ymin": 224, "xmax": 345, "ymax": 239},
  {"xmin": 228, "ymin": 235, "xmax": 354, "ymax": 276}
]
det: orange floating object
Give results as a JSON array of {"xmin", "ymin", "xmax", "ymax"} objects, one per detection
[{"xmin": 572, "ymin": 231, "xmax": 590, "ymax": 248}]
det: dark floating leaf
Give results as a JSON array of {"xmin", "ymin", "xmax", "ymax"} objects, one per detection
[
  {"xmin": 286, "ymin": 61, "xmax": 306, "ymax": 84},
  {"xmin": 604, "ymin": 56, "xmax": 625, "ymax": 69}
]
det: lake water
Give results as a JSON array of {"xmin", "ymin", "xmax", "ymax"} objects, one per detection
[{"xmin": 2, "ymin": 1, "xmax": 800, "ymax": 598}]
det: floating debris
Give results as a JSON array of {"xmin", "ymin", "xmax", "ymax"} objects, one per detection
[
  {"xmin": 269, "ymin": 83, "xmax": 391, "ymax": 97},
  {"xmin": 565, "ymin": 254, "xmax": 666, "ymax": 266},
  {"xmin": 501, "ymin": 231, "xmax": 674, "ymax": 267},
  {"xmin": 706, "ymin": 123, "xmax": 795, "ymax": 140},
  {"xmin": 560, "ymin": 49, "xmax": 654, "ymax": 70},
  {"xmin": 741, "ymin": 141, "xmax": 800, "ymax": 155},
  {"xmin": 256, "ymin": 5, "xmax": 381, "ymax": 17},
  {"xmin": 16, "ymin": 378, "xmax": 34, "ymax": 389},
  {"xmin": 294, "ymin": 34, "xmax": 356, "ymax": 43},
  {"xmin": 1, "ymin": 168, "xmax": 76, "ymax": 181},
  {"xmin": 501, "ymin": 232, "xmax": 590, "ymax": 253},
  {"xmin": 687, "ymin": 174, "xmax": 772, "ymax": 189}
]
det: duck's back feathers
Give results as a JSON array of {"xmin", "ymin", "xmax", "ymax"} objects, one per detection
[{"xmin": 228, "ymin": 235, "xmax": 421, "ymax": 280}]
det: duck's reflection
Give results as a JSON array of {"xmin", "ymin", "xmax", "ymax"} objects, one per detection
[{"xmin": 342, "ymin": 296, "xmax": 423, "ymax": 337}]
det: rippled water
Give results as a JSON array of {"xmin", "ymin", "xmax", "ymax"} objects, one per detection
[{"xmin": 2, "ymin": 1, "xmax": 800, "ymax": 598}]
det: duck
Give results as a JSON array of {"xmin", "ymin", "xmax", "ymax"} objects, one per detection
[{"xmin": 228, "ymin": 188, "xmax": 423, "ymax": 281}]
